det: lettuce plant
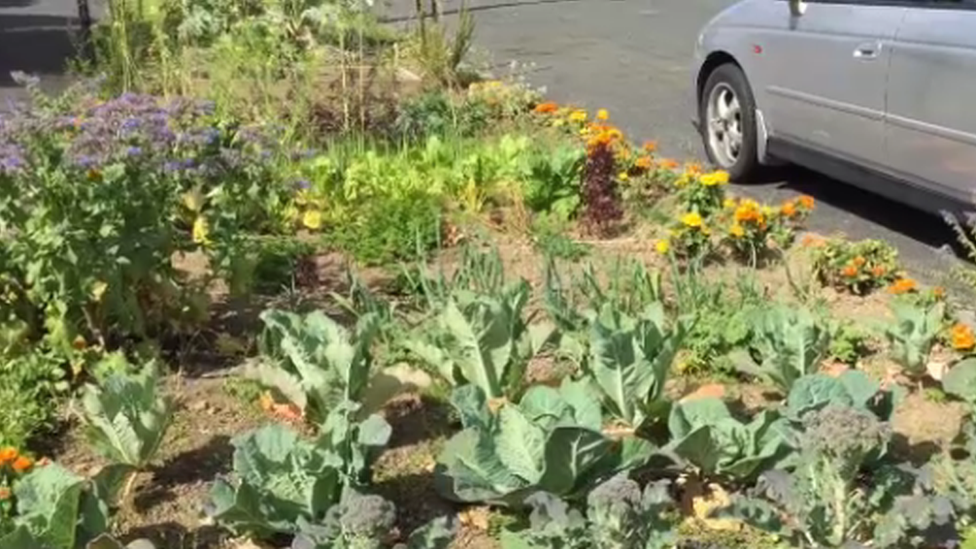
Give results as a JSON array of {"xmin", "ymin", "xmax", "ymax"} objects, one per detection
[
  {"xmin": 80, "ymin": 363, "xmax": 172, "ymax": 474},
  {"xmin": 666, "ymin": 397, "xmax": 791, "ymax": 482},
  {"xmin": 498, "ymin": 475, "xmax": 679, "ymax": 549},
  {"xmin": 406, "ymin": 280, "xmax": 556, "ymax": 399},
  {"xmin": 883, "ymin": 299, "xmax": 946, "ymax": 376},
  {"xmin": 250, "ymin": 309, "xmax": 380, "ymax": 424},
  {"xmin": 733, "ymin": 304, "xmax": 832, "ymax": 393},
  {"xmin": 435, "ymin": 381, "xmax": 653, "ymax": 506},
  {"xmin": 0, "ymin": 462, "xmax": 149, "ymax": 549},
  {"xmin": 207, "ymin": 404, "xmax": 390, "ymax": 540},
  {"xmin": 583, "ymin": 304, "xmax": 684, "ymax": 429}
]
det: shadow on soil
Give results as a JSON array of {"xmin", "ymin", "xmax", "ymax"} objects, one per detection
[
  {"xmin": 124, "ymin": 522, "xmax": 227, "ymax": 549},
  {"xmin": 135, "ymin": 435, "xmax": 234, "ymax": 512},
  {"xmin": 385, "ymin": 394, "xmax": 455, "ymax": 449}
]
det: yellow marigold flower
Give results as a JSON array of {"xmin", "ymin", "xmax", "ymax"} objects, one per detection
[
  {"xmin": 597, "ymin": 109, "xmax": 609, "ymax": 121},
  {"xmin": 569, "ymin": 110, "xmax": 587, "ymax": 122},
  {"xmin": 302, "ymin": 210, "xmax": 323, "ymax": 230},
  {"xmin": 607, "ymin": 127, "xmax": 623, "ymax": 140},
  {"xmin": 192, "ymin": 217, "xmax": 211, "ymax": 246},
  {"xmin": 655, "ymin": 239, "xmax": 670, "ymax": 254},
  {"xmin": 635, "ymin": 156, "xmax": 653, "ymax": 170},
  {"xmin": 618, "ymin": 172, "xmax": 630, "ymax": 181},
  {"xmin": 723, "ymin": 198, "xmax": 736, "ymax": 209},
  {"xmin": 699, "ymin": 170, "xmax": 730, "ymax": 186},
  {"xmin": 729, "ymin": 223, "xmax": 745, "ymax": 238},
  {"xmin": 681, "ymin": 211, "xmax": 703, "ymax": 228}
]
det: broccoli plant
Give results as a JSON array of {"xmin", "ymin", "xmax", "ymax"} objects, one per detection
[
  {"xmin": 732, "ymin": 304, "xmax": 832, "ymax": 393},
  {"xmin": 79, "ymin": 362, "xmax": 172, "ymax": 499},
  {"xmin": 727, "ymin": 404, "xmax": 926, "ymax": 548},
  {"xmin": 292, "ymin": 490, "xmax": 457, "ymax": 549},
  {"xmin": 883, "ymin": 298, "xmax": 946, "ymax": 376},
  {"xmin": 405, "ymin": 280, "xmax": 556, "ymax": 399},
  {"xmin": 248, "ymin": 309, "xmax": 380, "ymax": 424},
  {"xmin": 665, "ymin": 397, "xmax": 791, "ymax": 482},
  {"xmin": 435, "ymin": 381, "xmax": 654, "ymax": 506},
  {"xmin": 0, "ymin": 462, "xmax": 153, "ymax": 549},
  {"xmin": 207, "ymin": 404, "xmax": 391, "ymax": 540},
  {"xmin": 498, "ymin": 475, "xmax": 679, "ymax": 549}
]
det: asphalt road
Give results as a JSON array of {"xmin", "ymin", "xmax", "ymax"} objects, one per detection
[{"xmin": 0, "ymin": 0, "xmax": 966, "ymax": 281}]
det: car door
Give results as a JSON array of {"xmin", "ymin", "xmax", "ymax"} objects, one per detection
[
  {"xmin": 760, "ymin": 0, "xmax": 906, "ymax": 168},
  {"xmin": 885, "ymin": 1, "xmax": 976, "ymax": 202}
]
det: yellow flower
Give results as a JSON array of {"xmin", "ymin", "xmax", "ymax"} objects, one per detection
[
  {"xmin": 302, "ymin": 210, "xmax": 323, "ymax": 230},
  {"xmin": 729, "ymin": 223, "xmax": 745, "ymax": 238},
  {"xmin": 569, "ymin": 110, "xmax": 587, "ymax": 122},
  {"xmin": 618, "ymin": 171, "xmax": 630, "ymax": 181},
  {"xmin": 681, "ymin": 211, "xmax": 703, "ymax": 228},
  {"xmin": 192, "ymin": 217, "xmax": 211, "ymax": 246},
  {"xmin": 655, "ymin": 240, "xmax": 670, "ymax": 254},
  {"xmin": 723, "ymin": 198, "xmax": 736, "ymax": 209},
  {"xmin": 596, "ymin": 109, "xmax": 609, "ymax": 120},
  {"xmin": 699, "ymin": 170, "xmax": 730, "ymax": 186}
]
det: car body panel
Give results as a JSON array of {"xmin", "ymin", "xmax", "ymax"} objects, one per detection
[{"xmin": 886, "ymin": 6, "xmax": 976, "ymax": 202}]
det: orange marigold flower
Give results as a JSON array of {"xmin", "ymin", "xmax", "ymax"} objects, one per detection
[
  {"xmin": 781, "ymin": 201, "xmax": 797, "ymax": 218},
  {"xmin": 871, "ymin": 265, "xmax": 886, "ymax": 277},
  {"xmin": 0, "ymin": 447, "xmax": 17, "ymax": 464},
  {"xmin": 888, "ymin": 278, "xmax": 917, "ymax": 294},
  {"xmin": 635, "ymin": 156, "xmax": 653, "ymax": 170},
  {"xmin": 685, "ymin": 163, "xmax": 702, "ymax": 176},
  {"xmin": 798, "ymin": 195, "xmax": 815, "ymax": 210},
  {"xmin": 659, "ymin": 158, "xmax": 679, "ymax": 170},
  {"xmin": 841, "ymin": 264, "xmax": 859, "ymax": 278},
  {"xmin": 642, "ymin": 140, "xmax": 658, "ymax": 153},
  {"xmin": 953, "ymin": 323, "xmax": 976, "ymax": 351},
  {"xmin": 533, "ymin": 101, "xmax": 558, "ymax": 114},
  {"xmin": 934, "ymin": 286, "xmax": 947, "ymax": 299},
  {"xmin": 12, "ymin": 456, "xmax": 32, "ymax": 473},
  {"xmin": 0, "ymin": 487, "xmax": 9, "ymax": 500}
]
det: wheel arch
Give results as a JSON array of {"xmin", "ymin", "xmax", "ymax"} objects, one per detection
[{"xmin": 696, "ymin": 50, "xmax": 775, "ymax": 165}]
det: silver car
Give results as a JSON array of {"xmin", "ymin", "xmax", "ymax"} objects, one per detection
[{"xmin": 691, "ymin": 0, "xmax": 976, "ymax": 213}]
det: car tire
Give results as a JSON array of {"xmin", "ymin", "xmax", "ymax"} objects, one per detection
[{"xmin": 699, "ymin": 63, "xmax": 760, "ymax": 181}]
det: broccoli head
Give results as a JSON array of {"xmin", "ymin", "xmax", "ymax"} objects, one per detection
[
  {"xmin": 331, "ymin": 490, "xmax": 397, "ymax": 549},
  {"xmin": 801, "ymin": 404, "xmax": 890, "ymax": 479}
]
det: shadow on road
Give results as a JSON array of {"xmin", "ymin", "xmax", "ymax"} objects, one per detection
[{"xmin": 0, "ymin": 14, "xmax": 77, "ymax": 89}]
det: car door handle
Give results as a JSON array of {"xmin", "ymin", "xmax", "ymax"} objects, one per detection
[{"xmin": 854, "ymin": 42, "xmax": 881, "ymax": 60}]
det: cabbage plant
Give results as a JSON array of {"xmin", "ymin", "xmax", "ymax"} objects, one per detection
[
  {"xmin": 249, "ymin": 309, "xmax": 380, "ymax": 424},
  {"xmin": 883, "ymin": 299, "xmax": 946, "ymax": 376},
  {"xmin": 80, "ymin": 363, "xmax": 172, "ymax": 474},
  {"xmin": 406, "ymin": 280, "xmax": 556, "ymax": 399},
  {"xmin": 435, "ymin": 380, "xmax": 653, "ymax": 506}
]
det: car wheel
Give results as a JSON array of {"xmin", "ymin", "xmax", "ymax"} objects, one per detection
[{"xmin": 699, "ymin": 63, "xmax": 760, "ymax": 181}]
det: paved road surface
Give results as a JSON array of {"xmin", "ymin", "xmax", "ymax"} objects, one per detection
[{"xmin": 1, "ymin": 0, "xmax": 965, "ymax": 281}]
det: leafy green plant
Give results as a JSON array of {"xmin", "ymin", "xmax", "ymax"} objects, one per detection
[
  {"xmin": 883, "ymin": 298, "xmax": 946, "ymax": 376},
  {"xmin": 0, "ymin": 349, "xmax": 68, "ymax": 448},
  {"xmin": 248, "ymin": 309, "xmax": 379, "ymax": 424},
  {"xmin": 726, "ymin": 404, "xmax": 927, "ymax": 548},
  {"xmin": 207, "ymin": 405, "xmax": 391, "ymax": 540},
  {"xmin": 0, "ymin": 461, "xmax": 148, "ymax": 548},
  {"xmin": 523, "ymin": 144, "xmax": 584, "ymax": 221},
  {"xmin": 435, "ymin": 381, "xmax": 654, "ymax": 505},
  {"xmin": 581, "ymin": 304, "xmax": 684, "ymax": 430},
  {"xmin": 498, "ymin": 475, "xmax": 679, "ymax": 549},
  {"xmin": 79, "ymin": 362, "xmax": 172, "ymax": 498},
  {"xmin": 665, "ymin": 397, "xmax": 791, "ymax": 482},
  {"xmin": 943, "ymin": 358, "xmax": 976, "ymax": 411},
  {"xmin": 785, "ymin": 371, "xmax": 902, "ymax": 423},
  {"xmin": 828, "ymin": 321, "xmax": 869, "ymax": 366},
  {"xmin": 732, "ymin": 304, "xmax": 832, "ymax": 393},
  {"xmin": 406, "ymin": 280, "xmax": 555, "ymax": 399}
]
